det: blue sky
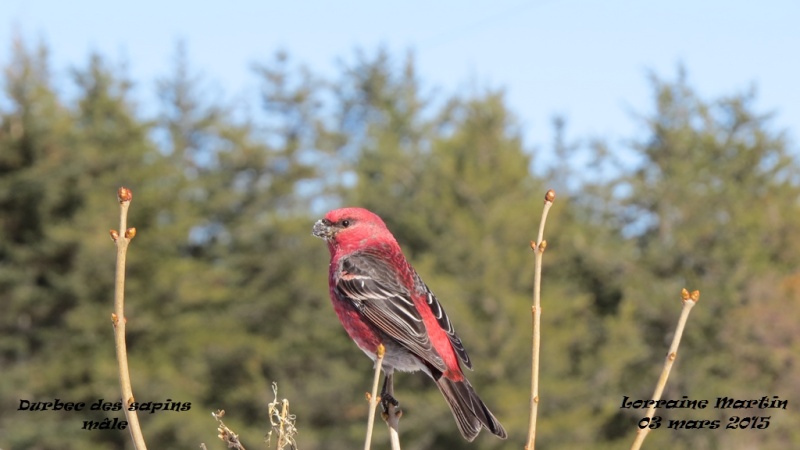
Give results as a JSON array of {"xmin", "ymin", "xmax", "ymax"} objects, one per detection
[{"xmin": 3, "ymin": 0, "xmax": 799, "ymax": 160}]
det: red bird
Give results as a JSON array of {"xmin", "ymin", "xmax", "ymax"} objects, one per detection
[{"xmin": 312, "ymin": 207, "xmax": 507, "ymax": 441}]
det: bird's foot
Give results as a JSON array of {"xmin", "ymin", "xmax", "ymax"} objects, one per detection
[
  {"xmin": 380, "ymin": 394, "xmax": 401, "ymax": 418},
  {"xmin": 380, "ymin": 393, "xmax": 399, "ymax": 409}
]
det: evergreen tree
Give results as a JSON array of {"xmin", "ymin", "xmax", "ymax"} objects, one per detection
[
  {"xmin": 614, "ymin": 70, "xmax": 800, "ymax": 449},
  {"xmin": 2, "ymin": 39, "xmax": 798, "ymax": 450}
]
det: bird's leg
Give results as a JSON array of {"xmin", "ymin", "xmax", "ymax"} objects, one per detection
[
  {"xmin": 379, "ymin": 372, "xmax": 402, "ymax": 437},
  {"xmin": 379, "ymin": 373, "xmax": 400, "ymax": 412}
]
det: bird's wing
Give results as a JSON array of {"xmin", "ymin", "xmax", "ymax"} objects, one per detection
[
  {"xmin": 413, "ymin": 271, "xmax": 472, "ymax": 369},
  {"xmin": 336, "ymin": 249, "xmax": 448, "ymax": 372}
]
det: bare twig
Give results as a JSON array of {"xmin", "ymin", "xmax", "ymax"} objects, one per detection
[
  {"xmin": 525, "ymin": 189, "xmax": 555, "ymax": 450},
  {"xmin": 384, "ymin": 403, "xmax": 401, "ymax": 450},
  {"xmin": 387, "ymin": 426, "xmax": 401, "ymax": 449},
  {"xmin": 629, "ymin": 289, "xmax": 700, "ymax": 450},
  {"xmin": 364, "ymin": 344, "xmax": 386, "ymax": 450},
  {"xmin": 110, "ymin": 186, "xmax": 147, "ymax": 450}
]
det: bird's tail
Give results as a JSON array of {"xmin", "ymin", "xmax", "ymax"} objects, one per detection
[{"xmin": 435, "ymin": 375, "xmax": 507, "ymax": 441}]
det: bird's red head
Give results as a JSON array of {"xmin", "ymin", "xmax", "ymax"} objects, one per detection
[{"xmin": 312, "ymin": 207, "xmax": 395, "ymax": 255}]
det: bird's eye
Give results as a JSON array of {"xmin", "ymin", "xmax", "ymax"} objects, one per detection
[{"xmin": 341, "ymin": 219, "xmax": 351, "ymax": 228}]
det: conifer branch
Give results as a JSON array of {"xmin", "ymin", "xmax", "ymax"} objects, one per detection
[
  {"xmin": 629, "ymin": 289, "xmax": 700, "ymax": 450},
  {"xmin": 110, "ymin": 186, "xmax": 147, "ymax": 450},
  {"xmin": 525, "ymin": 189, "xmax": 555, "ymax": 450}
]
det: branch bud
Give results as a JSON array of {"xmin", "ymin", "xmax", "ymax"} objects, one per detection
[
  {"xmin": 124, "ymin": 227, "xmax": 137, "ymax": 239},
  {"xmin": 680, "ymin": 288, "xmax": 690, "ymax": 300},
  {"xmin": 690, "ymin": 290, "xmax": 700, "ymax": 302},
  {"xmin": 545, "ymin": 189, "xmax": 556, "ymax": 203},
  {"xmin": 117, "ymin": 186, "xmax": 133, "ymax": 203},
  {"xmin": 110, "ymin": 230, "xmax": 119, "ymax": 242}
]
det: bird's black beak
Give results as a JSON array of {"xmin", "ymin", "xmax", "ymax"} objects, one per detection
[{"xmin": 312, "ymin": 219, "xmax": 334, "ymax": 240}]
